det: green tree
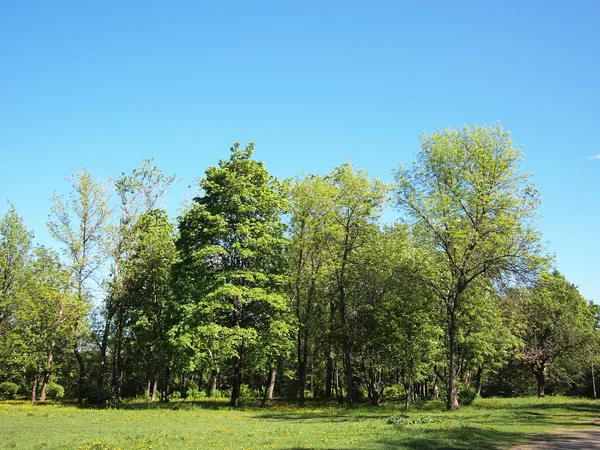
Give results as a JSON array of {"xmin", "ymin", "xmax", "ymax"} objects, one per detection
[
  {"xmin": 288, "ymin": 174, "xmax": 335, "ymax": 405},
  {"xmin": 394, "ymin": 124, "xmax": 543, "ymax": 409},
  {"xmin": 47, "ymin": 168, "xmax": 111, "ymax": 403},
  {"xmin": 518, "ymin": 271, "xmax": 597, "ymax": 397},
  {"xmin": 98, "ymin": 161, "xmax": 175, "ymax": 395},
  {"xmin": 0, "ymin": 204, "xmax": 33, "ymax": 383},
  {"xmin": 177, "ymin": 143, "xmax": 291, "ymax": 406},
  {"xmin": 326, "ymin": 162, "xmax": 388, "ymax": 404},
  {"xmin": 121, "ymin": 210, "xmax": 178, "ymax": 402}
]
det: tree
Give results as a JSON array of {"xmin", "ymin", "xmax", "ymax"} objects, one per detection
[
  {"xmin": 98, "ymin": 160, "xmax": 175, "ymax": 394},
  {"xmin": 288, "ymin": 174, "xmax": 335, "ymax": 405},
  {"xmin": 47, "ymin": 168, "xmax": 111, "ymax": 403},
  {"xmin": 325, "ymin": 162, "xmax": 387, "ymax": 404},
  {"xmin": 394, "ymin": 123, "xmax": 543, "ymax": 409},
  {"xmin": 518, "ymin": 271, "xmax": 597, "ymax": 397},
  {"xmin": 0, "ymin": 204, "xmax": 33, "ymax": 383},
  {"xmin": 177, "ymin": 143, "xmax": 291, "ymax": 406},
  {"xmin": 121, "ymin": 210, "xmax": 178, "ymax": 402}
]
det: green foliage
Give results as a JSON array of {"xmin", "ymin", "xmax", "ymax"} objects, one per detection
[
  {"xmin": 458, "ymin": 385, "xmax": 477, "ymax": 406},
  {"xmin": 0, "ymin": 381, "xmax": 19, "ymax": 400},
  {"xmin": 186, "ymin": 388, "xmax": 205, "ymax": 399},
  {"xmin": 86, "ymin": 386, "xmax": 116, "ymax": 405},
  {"xmin": 176, "ymin": 143, "xmax": 292, "ymax": 406},
  {"xmin": 46, "ymin": 382, "xmax": 65, "ymax": 400},
  {"xmin": 170, "ymin": 391, "xmax": 181, "ymax": 399}
]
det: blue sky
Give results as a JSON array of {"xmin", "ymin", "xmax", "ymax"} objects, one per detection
[{"xmin": 1, "ymin": 1, "xmax": 598, "ymax": 301}]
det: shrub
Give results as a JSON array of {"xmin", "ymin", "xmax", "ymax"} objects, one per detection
[
  {"xmin": 459, "ymin": 385, "xmax": 477, "ymax": 406},
  {"xmin": 0, "ymin": 382, "xmax": 19, "ymax": 400},
  {"xmin": 86, "ymin": 386, "xmax": 115, "ymax": 405},
  {"xmin": 46, "ymin": 383, "xmax": 65, "ymax": 400},
  {"xmin": 239, "ymin": 384, "xmax": 261, "ymax": 399},
  {"xmin": 186, "ymin": 388, "xmax": 205, "ymax": 399},
  {"xmin": 170, "ymin": 391, "xmax": 181, "ymax": 399},
  {"xmin": 384, "ymin": 384, "xmax": 401, "ymax": 401}
]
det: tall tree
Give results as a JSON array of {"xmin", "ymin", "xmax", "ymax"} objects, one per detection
[
  {"xmin": 47, "ymin": 168, "xmax": 112, "ymax": 403},
  {"xmin": 326, "ymin": 162, "xmax": 387, "ymax": 404},
  {"xmin": 288, "ymin": 174, "xmax": 335, "ymax": 405},
  {"xmin": 98, "ymin": 160, "xmax": 175, "ymax": 391},
  {"xmin": 177, "ymin": 143, "xmax": 290, "ymax": 406},
  {"xmin": 121, "ymin": 210, "xmax": 177, "ymax": 402},
  {"xmin": 394, "ymin": 123, "xmax": 543, "ymax": 409},
  {"xmin": 0, "ymin": 205, "xmax": 33, "ymax": 383}
]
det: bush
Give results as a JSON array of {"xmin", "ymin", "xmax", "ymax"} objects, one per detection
[
  {"xmin": 0, "ymin": 382, "xmax": 19, "ymax": 400},
  {"xmin": 46, "ymin": 383, "xmax": 65, "ymax": 400},
  {"xmin": 384, "ymin": 384, "xmax": 401, "ymax": 401},
  {"xmin": 459, "ymin": 385, "xmax": 477, "ymax": 406},
  {"xmin": 170, "ymin": 391, "xmax": 181, "ymax": 399},
  {"xmin": 239, "ymin": 384, "xmax": 261, "ymax": 399},
  {"xmin": 186, "ymin": 388, "xmax": 206, "ymax": 399},
  {"xmin": 86, "ymin": 386, "xmax": 115, "ymax": 405}
]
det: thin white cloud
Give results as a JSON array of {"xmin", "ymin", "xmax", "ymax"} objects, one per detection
[{"xmin": 588, "ymin": 154, "xmax": 600, "ymax": 160}]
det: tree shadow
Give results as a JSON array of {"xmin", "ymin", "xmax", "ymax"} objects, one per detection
[{"xmin": 379, "ymin": 426, "xmax": 528, "ymax": 450}]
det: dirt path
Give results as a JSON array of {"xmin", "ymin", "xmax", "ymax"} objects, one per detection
[{"xmin": 511, "ymin": 425, "xmax": 600, "ymax": 449}]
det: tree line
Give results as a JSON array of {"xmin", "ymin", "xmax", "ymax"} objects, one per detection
[{"xmin": 1, "ymin": 124, "xmax": 598, "ymax": 410}]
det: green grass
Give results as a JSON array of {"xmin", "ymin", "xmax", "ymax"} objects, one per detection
[{"xmin": 0, "ymin": 396, "xmax": 598, "ymax": 449}]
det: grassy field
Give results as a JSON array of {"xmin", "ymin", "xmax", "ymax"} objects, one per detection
[{"xmin": 0, "ymin": 396, "xmax": 598, "ymax": 449}]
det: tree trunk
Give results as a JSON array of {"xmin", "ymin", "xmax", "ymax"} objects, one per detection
[
  {"xmin": 475, "ymin": 366, "xmax": 483, "ymax": 396},
  {"xmin": 326, "ymin": 348, "xmax": 334, "ymax": 399},
  {"xmin": 447, "ymin": 303, "xmax": 459, "ymax": 409},
  {"xmin": 207, "ymin": 369, "xmax": 218, "ymax": 396},
  {"xmin": 338, "ymin": 273, "xmax": 353, "ymax": 405},
  {"xmin": 267, "ymin": 370, "xmax": 276, "ymax": 400},
  {"xmin": 536, "ymin": 369, "xmax": 546, "ymax": 398},
  {"xmin": 40, "ymin": 341, "xmax": 56, "ymax": 402},
  {"xmin": 74, "ymin": 341, "xmax": 85, "ymax": 404},
  {"xmin": 31, "ymin": 373, "xmax": 39, "ymax": 403},
  {"xmin": 151, "ymin": 379, "xmax": 157, "ymax": 402},
  {"xmin": 230, "ymin": 348, "xmax": 244, "ymax": 406},
  {"xmin": 298, "ymin": 360, "xmax": 307, "ymax": 406},
  {"xmin": 98, "ymin": 297, "xmax": 115, "ymax": 388}
]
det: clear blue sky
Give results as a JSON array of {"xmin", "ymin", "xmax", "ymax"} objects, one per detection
[{"xmin": 1, "ymin": 1, "xmax": 598, "ymax": 301}]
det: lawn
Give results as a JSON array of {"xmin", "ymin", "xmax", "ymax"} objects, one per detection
[{"xmin": 0, "ymin": 396, "xmax": 598, "ymax": 449}]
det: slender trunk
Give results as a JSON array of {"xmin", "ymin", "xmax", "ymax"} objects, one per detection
[
  {"xmin": 31, "ymin": 373, "xmax": 39, "ymax": 403},
  {"xmin": 98, "ymin": 297, "xmax": 115, "ymax": 388},
  {"xmin": 74, "ymin": 340, "xmax": 85, "ymax": 404},
  {"xmin": 146, "ymin": 377, "xmax": 151, "ymax": 398},
  {"xmin": 326, "ymin": 348, "xmax": 334, "ymax": 399},
  {"xmin": 447, "ymin": 302, "xmax": 459, "ymax": 409},
  {"xmin": 338, "ymin": 262, "xmax": 353, "ymax": 405},
  {"xmin": 261, "ymin": 370, "xmax": 270, "ymax": 407},
  {"xmin": 151, "ymin": 379, "xmax": 157, "ymax": 402},
  {"xmin": 230, "ymin": 348, "xmax": 244, "ymax": 406},
  {"xmin": 592, "ymin": 364, "xmax": 597, "ymax": 400},
  {"xmin": 298, "ymin": 361, "xmax": 307, "ymax": 406},
  {"xmin": 325, "ymin": 294, "xmax": 335, "ymax": 400},
  {"xmin": 475, "ymin": 366, "xmax": 483, "ymax": 396},
  {"xmin": 267, "ymin": 370, "xmax": 276, "ymax": 400},
  {"xmin": 261, "ymin": 368, "xmax": 275, "ymax": 407}
]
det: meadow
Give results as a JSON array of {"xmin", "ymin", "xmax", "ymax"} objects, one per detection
[{"xmin": 0, "ymin": 397, "xmax": 598, "ymax": 449}]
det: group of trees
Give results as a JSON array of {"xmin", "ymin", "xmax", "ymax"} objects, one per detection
[{"xmin": 1, "ymin": 124, "xmax": 598, "ymax": 410}]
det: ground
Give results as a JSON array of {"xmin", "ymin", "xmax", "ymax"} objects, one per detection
[{"xmin": 0, "ymin": 396, "xmax": 598, "ymax": 449}]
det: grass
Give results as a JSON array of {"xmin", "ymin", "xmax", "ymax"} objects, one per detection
[{"xmin": 0, "ymin": 396, "xmax": 598, "ymax": 449}]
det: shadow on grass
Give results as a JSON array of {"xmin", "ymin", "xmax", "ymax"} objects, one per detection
[{"xmin": 378, "ymin": 425, "xmax": 527, "ymax": 450}]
